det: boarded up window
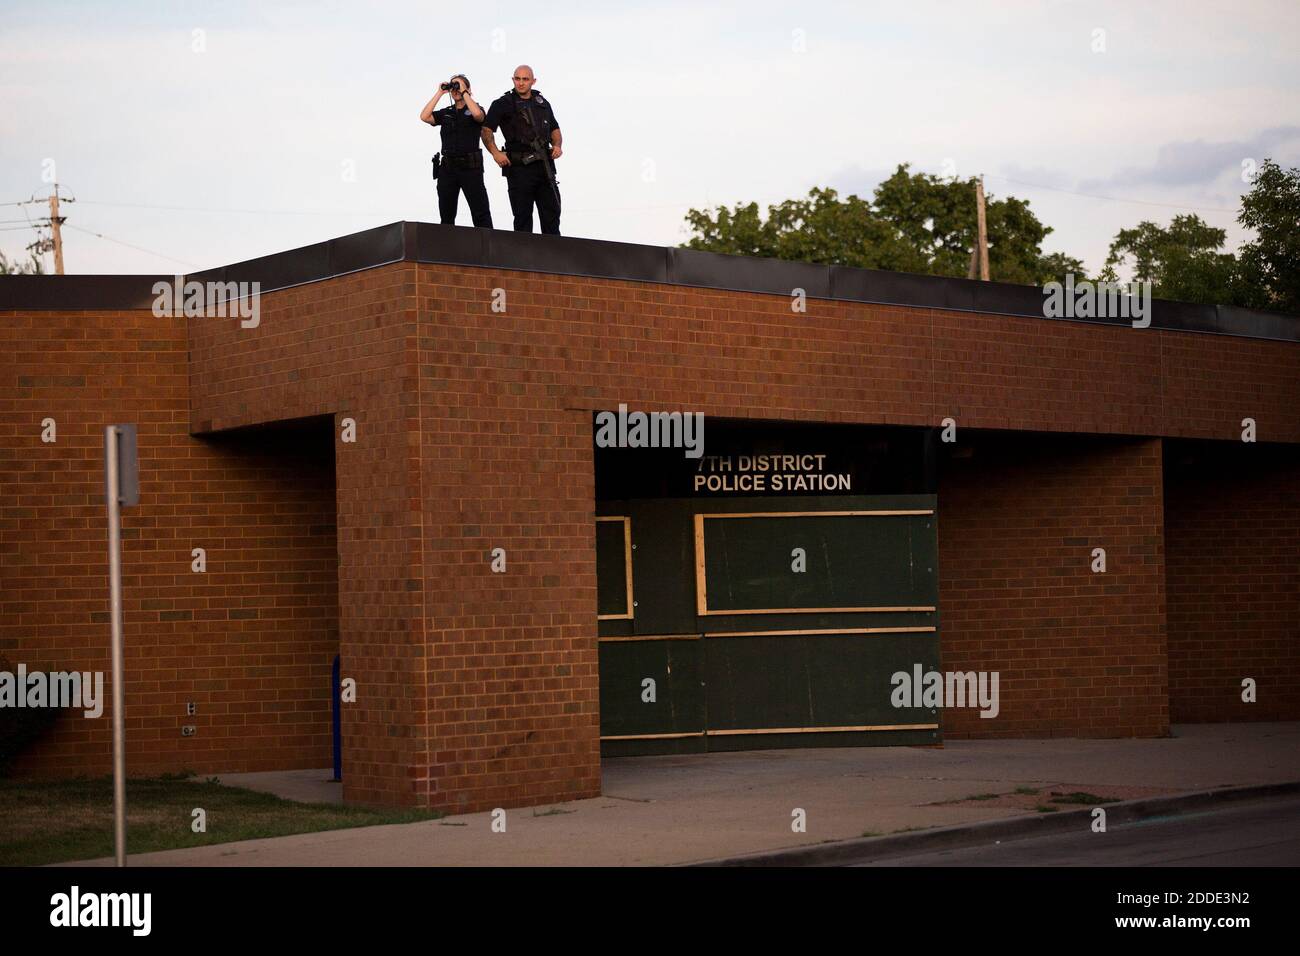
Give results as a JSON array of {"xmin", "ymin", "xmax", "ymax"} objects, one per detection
[
  {"xmin": 596, "ymin": 517, "xmax": 632, "ymax": 619},
  {"xmin": 695, "ymin": 511, "xmax": 936, "ymax": 614}
]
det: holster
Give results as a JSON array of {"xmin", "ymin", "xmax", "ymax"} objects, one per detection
[{"xmin": 431, "ymin": 152, "xmax": 441, "ymax": 180}]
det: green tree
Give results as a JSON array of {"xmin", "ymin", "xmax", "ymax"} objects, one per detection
[
  {"xmin": 1236, "ymin": 158, "xmax": 1300, "ymax": 314},
  {"xmin": 683, "ymin": 163, "xmax": 1072, "ymax": 285},
  {"xmin": 872, "ymin": 164, "xmax": 1057, "ymax": 284},
  {"xmin": 1035, "ymin": 251, "xmax": 1088, "ymax": 286},
  {"xmin": 1099, "ymin": 214, "xmax": 1240, "ymax": 305},
  {"xmin": 0, "ymin": 250, "xmax": 44, "ymax": 274},
  {"xmin": 682, "ymin": 187, "xmax": 923, "ymax": 271}
]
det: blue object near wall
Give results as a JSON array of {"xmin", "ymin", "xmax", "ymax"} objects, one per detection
[{"xmin": 331, "ymin": 655, "xmax": 342, "ymax": 782}]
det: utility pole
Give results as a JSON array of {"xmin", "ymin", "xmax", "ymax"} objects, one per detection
[
  {"xmin": 967, "ymin": 176, "xmax": 990, "ymax": 281},
  {"xmin": 19, "ymin": 185, "xmax": 73, "ymax": 274},
  {"xmin": 49, "ymin": 184, "xmax": 66, "ymax": 275}
]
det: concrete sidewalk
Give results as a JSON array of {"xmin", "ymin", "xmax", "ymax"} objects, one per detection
[{"xmin": 60, "ymin": 722, "xmax": 1300, "ymax": 867}]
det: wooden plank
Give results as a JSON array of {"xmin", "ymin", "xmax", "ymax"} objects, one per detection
[
  {"xmin": 705, "ymin": 724, "xmax": 940, "ymax": 736},
  {"xmin": 700, "ymin": 510, "xmax": 934, "ymax": 519},
  {"xmin": 705, "ymin": 627, "xmax": 936, "ymax": 637},
  {"xmin": 599, "ymin": 634, "xmax": 701, "ymax": 642},
  {"xmin": 701, "ymin": 606, "xmax": 937, "ymax": 616},
  {"xmin": 600, "ymin": 725, "xmax": 939, "ymax": 741},
  {"xmin": 693, "ymin": 512, "xmax": 708, "ymax": 616}
]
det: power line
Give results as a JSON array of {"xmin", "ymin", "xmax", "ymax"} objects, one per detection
[
  {"xmin": 76, "ymin": 199, "xmax": 375, "ymax": 217},
  {"xmin": 983, "ymin": 173, "xmax": 1239, "ymax": 214},
  {"xmin": 63, "ymin": 223, "xmax": 202, "ymax": 268}
]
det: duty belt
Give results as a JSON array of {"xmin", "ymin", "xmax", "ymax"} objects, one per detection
[
  {"xmin": 507, "ymin": 149, "xmax": 547, "ymax": 166},
  {"xmin": 443, "ymin": 151, "xmax": 484, "ymax": 170}
]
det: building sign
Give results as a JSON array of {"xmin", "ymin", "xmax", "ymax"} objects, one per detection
[
  {"xmin": 594, "ymin": 418, "xmax": 932, "ymax": 501},
  {"xmin": 693, "ymin": 453, "xmax": 852, "ymax": 493}
]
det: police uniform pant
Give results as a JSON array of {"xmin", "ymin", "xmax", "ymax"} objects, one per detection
[
  {"xmin": 437, "ymin": 163, "xmax": 492, "ymax": 228},
  {"xmin": 504, "ymin": 162, "xmax": 561, "ymax": 234}
]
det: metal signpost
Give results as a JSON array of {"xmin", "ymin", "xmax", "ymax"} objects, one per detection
[{"xmin": 104, "ymin": 424, "xmax": 138, "ymax": 867}]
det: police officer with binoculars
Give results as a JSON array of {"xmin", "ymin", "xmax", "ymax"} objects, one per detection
[{"xmin": 419, "ymin": 73, "xmax": 492, "ymax": 228}]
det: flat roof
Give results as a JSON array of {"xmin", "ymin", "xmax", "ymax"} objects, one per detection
[{"xmin": 2, "ymin": 221, "xmax": 1297, "ymax": 343}]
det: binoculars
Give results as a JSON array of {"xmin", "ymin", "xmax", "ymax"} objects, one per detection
[{"xmin": 440, "ymin": 80, "xmax": 464, "ymax": 92}]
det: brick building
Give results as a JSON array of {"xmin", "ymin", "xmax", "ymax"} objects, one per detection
[{"xmin": 2, "ymin": 222, "xmax": 1297, "ymax": 811}]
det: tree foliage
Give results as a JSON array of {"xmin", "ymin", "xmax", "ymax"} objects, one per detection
[
  {"xmin": 0, "ymin": 250, "xmax": 44, "ymax": 275},
  {"xmin": 1099, "ymin": 214, "xmax": 1240, "ymax": 305},
  {"xmin": 684, "ymin": 163, "xmax": 1076, "ymax": 285},
  {"xmin": 682, "ymin": 158, "xmax": 1300, "ymax": 315},
  {"xmin": 1236, "ymin": 158, "xmax": 1300, "ymax": 314}
]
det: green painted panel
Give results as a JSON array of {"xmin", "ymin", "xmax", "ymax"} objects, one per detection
[
  {"xmin": 703, "ymin": 632, "xmax": 939, "ymax": 733},
  {"xmin": 602, "ymin": 735, "xmax": 707, "ymax": 757},
  {"xmin": 628, "ymin": 499, "xmax": 697, "ymax": 636},
  {"xmin": 595, "ymin": 493, "xmax": 943, "ymax": 757},
  {"xmin": 704, "ymin": 636, "xmax": 812, "ymax": 731},
  {"xmin": 595, "ymin": 519, "xmax": 630, "ymax": 618},
  {"xmin": 598, "ymin": 638, "xmax": 705, "ymax": 738},
  {"xmin": 701, "ymin": 512, "xmax": 936, "ymax": 613},
  {"xmin": 597, "ymin": 618, "xmax": 634, "ymax": 638}
]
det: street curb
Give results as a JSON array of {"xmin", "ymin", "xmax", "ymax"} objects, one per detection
[{"xmin": 687, "ymin": 780, "xmax": 1300, "ymax": 867}]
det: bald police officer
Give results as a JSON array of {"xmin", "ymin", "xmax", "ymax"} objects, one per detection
[
  {"xmin": 481, "ymin": 64, "xmax": 563, "ymax": 235},
  {"xmin": 420, "ymin": 73, "xmax": 492, "ymax": 227}
]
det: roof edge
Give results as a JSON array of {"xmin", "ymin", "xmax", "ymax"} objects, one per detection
[{"xmin": 1, "ymin": 220, "xmax": 1297, "ymax": 342}]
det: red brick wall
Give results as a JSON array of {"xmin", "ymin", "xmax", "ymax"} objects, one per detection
[
  {"xmin": 1165, "ymin": 441, "xmax": 1300, "ymax": 722},
  {"xmin": 8, "ymin": 257, "xmax": 1299, "ymax": 810},
  {"xmin": 187, "ymin": 263, "xmax": 433, "ymax": 808},
  {"xmin": 392, "ymin": 270, "xmax": 1297, "ymax": 444},
  {"xmin": 937, "ymin": 433, "xmax": 1168, "ymax": 738},
  {"xmin": 0, "ymin": 309, "xmax": 336, "ymax": 779}
]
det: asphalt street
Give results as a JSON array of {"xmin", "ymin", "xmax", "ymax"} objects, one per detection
[{"xmin": 855, "ymin": 796, "xmax": 1300, "ymax": 866}]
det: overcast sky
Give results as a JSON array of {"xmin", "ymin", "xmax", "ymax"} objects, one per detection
[{"xmin": 2, "ymin": 0, "xmax": 1297, "ymax": 279}]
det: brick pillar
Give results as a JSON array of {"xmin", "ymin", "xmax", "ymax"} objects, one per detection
[
  {"xmin": 938, "ymin": 433, "xmax": 1168, "ymax": 738},
  {"xmin": 415, "ymin": 265, "xmax": 601, "ymax": 814},
  {"xmin": 1165, "ymin": 440, "xmax": 1300, "ymax": 722},
  {"xmin": 335, "ymin": 403, "xmax": 433, "ymax": 807}
]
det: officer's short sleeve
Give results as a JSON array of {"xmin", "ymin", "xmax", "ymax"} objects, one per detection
[
  {"xmin": 483, "ymin": 98, "xmax": 504, "ymax": 131},
  {"xmin": 547, "ymin": 103, "xmax": 560, "ymax": 131},
  {"xmin": 430, "ymin": 109, "xmax": 442, "ymax": 126}
]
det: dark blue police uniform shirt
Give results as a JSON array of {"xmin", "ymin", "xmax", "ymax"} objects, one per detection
[
  {"xmin": 432, "ymin": 104, "xmax": 484, "ymax": 155},
  {"xmin": 483, "ymin": 90, "xmax": 560, "ymax": 154}
]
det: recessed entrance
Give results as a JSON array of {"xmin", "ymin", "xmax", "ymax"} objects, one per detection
[{"xmin": 594, "ymin": 417, "xmax": 941, "ymax": 755}]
